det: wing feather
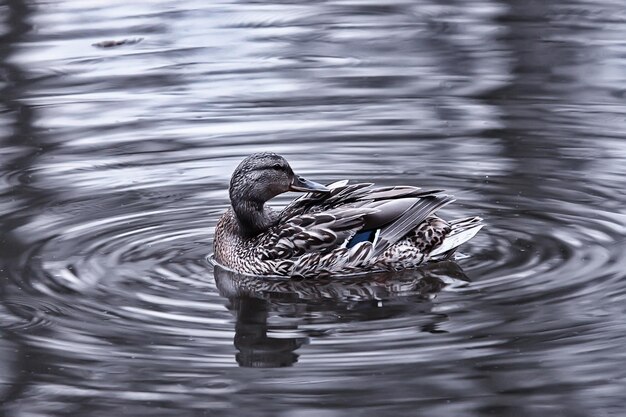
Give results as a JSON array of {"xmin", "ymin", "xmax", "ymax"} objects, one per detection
[{"xmin": 279, "ymin": 181, "xmax": 444, "ymax": 221}]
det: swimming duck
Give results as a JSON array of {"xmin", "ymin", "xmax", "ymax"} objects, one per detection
[{"xmin": 213, "ymin": 152, "xmax": 483, "ymax": 278}]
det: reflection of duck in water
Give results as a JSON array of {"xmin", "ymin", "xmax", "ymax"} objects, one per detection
[
  {"xmin": 213, "ymin": 261, "xmax": 469, "ymax": 368},
  {"xmin": 214, "ymin": 153, "xmax": 482, "ymax": 278}
]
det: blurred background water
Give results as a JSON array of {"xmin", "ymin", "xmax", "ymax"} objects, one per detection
[{"xmin": 1, "ymin": 0, "xmax": 626, "ymax": 416}]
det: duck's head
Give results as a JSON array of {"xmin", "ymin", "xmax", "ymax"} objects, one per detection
[{"xmin": 229, "ymin": 152, "xmax": 329, "ymax": 205}]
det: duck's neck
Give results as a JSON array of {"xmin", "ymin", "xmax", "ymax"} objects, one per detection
[{"xmin": 232, "ymin": 199, "xmax": 276, "ymax": 238}]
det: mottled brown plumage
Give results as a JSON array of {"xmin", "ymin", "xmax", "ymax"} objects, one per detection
[{"xmin": 213, "ymin": 153, "xmax": 483, "ymax": 278}]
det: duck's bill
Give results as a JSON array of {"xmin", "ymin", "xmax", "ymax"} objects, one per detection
[{"xmin": 289, "ymin": 176, "xmax": 330, "ymax": 193}]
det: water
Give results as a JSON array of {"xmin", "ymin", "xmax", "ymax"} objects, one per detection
[{"xmin": 1, "ymin": 0, "xmax": 626, "ymax": 415}]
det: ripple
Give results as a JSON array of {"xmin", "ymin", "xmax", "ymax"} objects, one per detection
[
  {"xmin": 3, "ymin": 162, "xmax": 623, "ymax": 380},
  {"xmin": 0, "ymin": 151, "xmax": 623, "ymax": 417}
]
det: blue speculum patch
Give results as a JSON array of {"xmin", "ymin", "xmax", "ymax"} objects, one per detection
[{"xmin": 346, "ymin": 229, "xmax": 377, "ymax": 248}]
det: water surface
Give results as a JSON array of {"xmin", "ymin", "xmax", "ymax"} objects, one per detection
[{"xmin": 1, "ymin": 0, "xmax": 626, "ymax": 416}]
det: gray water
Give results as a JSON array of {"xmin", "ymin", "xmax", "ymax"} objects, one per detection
[{"xmin": 1, "ymin": 0, "xmax": 626, "ymax": 416}]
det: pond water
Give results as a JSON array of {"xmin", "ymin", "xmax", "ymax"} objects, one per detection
[{"xmin": 1, "ymin": 0, "xmax": 626, "ymax": 416}]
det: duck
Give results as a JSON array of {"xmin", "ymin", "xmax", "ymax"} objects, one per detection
[{"xmin": 213, "ymin": 152, "xmax": 483, "ymax": 278}]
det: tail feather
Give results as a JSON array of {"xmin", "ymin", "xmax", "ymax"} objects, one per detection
[
  {"xmin": 372, "ymin": 195, "xmax": 455, "ymax": 257},
  {"xmin": 429, "ymin": 216, "xmax": 483, "ymax": 258}
]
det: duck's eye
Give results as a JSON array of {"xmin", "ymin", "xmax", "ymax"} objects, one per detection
[{"xmin": 272, "ymin": 164, "xmax": 283, "ymax": 170}]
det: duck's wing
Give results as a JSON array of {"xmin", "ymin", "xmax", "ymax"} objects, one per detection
[
  {"xmin": 265, "ymin": 182, "xmax": 454, "ymax": 265},
  {"xmin": 259, "ymin": 206, "xmax": 379, "ymax": 261}
]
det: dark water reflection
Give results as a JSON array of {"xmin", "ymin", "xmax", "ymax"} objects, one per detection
[
  {"xmin": 214, "ymin": 262, "xmax": 463, "ymax": 368},
  {"xmin": 1, "ymin": 0, "xmax": 626, "ymax": 416}
]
